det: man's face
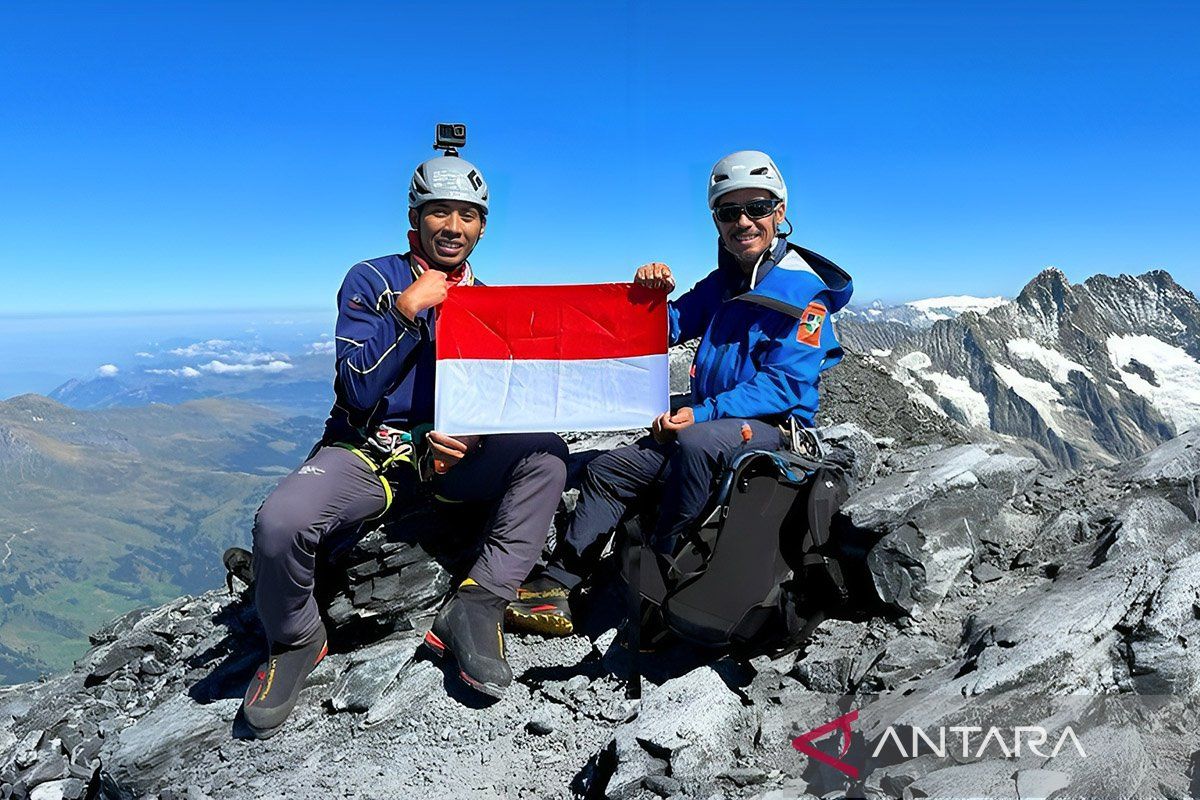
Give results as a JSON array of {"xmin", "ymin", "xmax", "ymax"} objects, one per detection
[
  {"xmin": 408, "ymin": 200, "xmax": 486, "ymax": 270},
  {"xmin": 712, "ymin": 188, "xmax": 785, "ymax": 267}
]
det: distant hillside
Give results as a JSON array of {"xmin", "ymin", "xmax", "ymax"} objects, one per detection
[
  {"xmin": 0, "ymin": 395, "xmax": 321, "ymax": 683},
  {"xmin": 49, "ymin": 354, "xmax": 335, "ymax": 420}
]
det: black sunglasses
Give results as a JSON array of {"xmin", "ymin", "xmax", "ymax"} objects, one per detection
[{"xmin": 713, "ymin": 197, "xmax": 780, "ymax": 223}]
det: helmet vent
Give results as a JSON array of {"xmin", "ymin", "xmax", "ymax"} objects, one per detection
[{"xmin": 750, "ymin": 167, "xmax": 769, "ymax": 175}]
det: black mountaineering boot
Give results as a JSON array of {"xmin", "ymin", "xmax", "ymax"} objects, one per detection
[
  {"xmin": 506, "ymin": 575, "xmax": 574, "ymax": 637},
  {"xmin": 424, "ymin": 579, "xmax": 513, "ymax": 698},
  {"xmin": 242, "ymin": 622, "xmax": 328, "ymax": 739}
]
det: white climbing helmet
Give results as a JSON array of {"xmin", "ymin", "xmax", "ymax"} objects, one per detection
[
  {"xmin": 408, "ymin": 155, "xmax": 489, "ymax": 213},
  {"xmin": 707, "ymin": 150, "xmax": 787, "ymax": 209}
]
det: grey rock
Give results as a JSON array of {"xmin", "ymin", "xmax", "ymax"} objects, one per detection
[
  {"xmin": 1013, "ymin": 768, "xmax": 1071, "ymax": 799},
  {"xmin": 602, "ymin": 666, "xmax": 757, "ymax": 798},
  {"xmin": 642, "ymin": 774, "xmax": 682, "ymax": 797},
  {"xmin": 792, "ymin": 621, "xmax": 882, "ymax": 693},
  {"xmin": 1129, "ymin": 551, "xmax": 1200, "ymax": 694},
  {"xmin": 1119, "ymin": 429, "xmax": 1200, "ymax": 519},
  {"xmin": 720, "ymin": 766, "xmax": 770, "ymax": 787},
  {"xmin": 846, "ymin": 444, "xmax": 1035, "ymax": 532},
  {"xmin": 972, "ymin": 562, "xmax": 1003, "ymax": 583},
  {"xmin": 328, "ymin": 634, "xmax": 420, "ymax": 714},
  {"xmin": 903, "ymin": 759, "xmax": 1019, "ymax": 799},
  {"xmin": 819, "ymin": 422, "xmax": 882, "ymax": 485},
  {"xmin": 84, "ymin": 647, "xmax": 143, "ymax": 687},
  {"xmin": 525, "ymin": 707, "xmax": 558, "ymax": 736},
  {"xmin": 17, "ymin": 753, "xmax": 66, "ymax": 789},
  {"xmin": 28, "ymin": 779, "xmax": 82, "ymax": 800},
  {"xmin": 871, "ymin": 634, "xmax": 953, "ymax": 689},
  {"xmin": 108, "ymin": 695, "xmax": 238, "ymax": 785},
  {"xmin": 1037, "ymin": 723, "xmax": 1148, "ymax": 799}
]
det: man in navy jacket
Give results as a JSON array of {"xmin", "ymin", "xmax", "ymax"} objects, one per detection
[
  {"xmin": 507, "ymin": 150, "xmax": 852, "ymax": 636},
  {"xmin": 241, "ymin": 144, "xmax": 568, "ymax": 737}
]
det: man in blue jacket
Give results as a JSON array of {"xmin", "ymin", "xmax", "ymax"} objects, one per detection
[
  {"xmin": 507, "ymin": 150, "xmax": 852, "ymax": 636},
  {"xmin": 241, "ymin": 143, "xmax": 568, "ymax": 737}
]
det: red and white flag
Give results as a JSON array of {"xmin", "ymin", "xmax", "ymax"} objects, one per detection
[{"xmin": 435, "ymin": 284, "xmax": 669, "ymax": 435}]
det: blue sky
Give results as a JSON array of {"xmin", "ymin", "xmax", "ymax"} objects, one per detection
[{"xmin": 1, "ymin": 1, "xmax": 1197, "ymax": 315}]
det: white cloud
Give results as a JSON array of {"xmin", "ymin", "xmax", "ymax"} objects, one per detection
[
  {"xmin": 199, "ymin": 359, "xmax": 294, "ymax": 375},
  {"xmin": 308, "ymin": 341, "xmax": 336, "ymax": 355},
  {"xmin": 146, "ymin": 367, "xmax": 202, "ymax": 379},
  {"xmin": 166, "ymin": 339, "xmax": 289, "ymax": 366},
  {"xmin": 96, "ymin": 364, "xmax": 119, "ymax": 377},
  {"xmin": 135, "ymin": 352, "xmax": 153, "ymax": 358},
  {"xmin": 232, "ymin": 352, "xmax": 289, "ymax": 364},
  {"xmin": 169, "ymin": 339, "xmax": 234, "ymax": 358}
]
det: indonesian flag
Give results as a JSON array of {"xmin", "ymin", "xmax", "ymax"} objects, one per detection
[{"xmin": 435, "ymin": 284, "xmax": 669, "ymax": 435}]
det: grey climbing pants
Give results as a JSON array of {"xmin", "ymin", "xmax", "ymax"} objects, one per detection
[{"xmin": 252, "ymin": 432, "xmax": 568, "ymax": 646}]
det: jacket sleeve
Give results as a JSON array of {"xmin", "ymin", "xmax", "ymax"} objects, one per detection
[
  {"xmin": 334, "ymin": 262, "xmax": 425, "ymax": 411},
  {"xmin": 668, "ymin": 270, "xmax": 722, "ymax": 346},
  {"xmin": 691, "ymin": 298, "xmax": 839, "ymax": 425}
]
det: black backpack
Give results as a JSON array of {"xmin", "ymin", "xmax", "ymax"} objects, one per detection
[{"xmin": 618, "ymin": 445, "xmax": 851, "ymax": 663}]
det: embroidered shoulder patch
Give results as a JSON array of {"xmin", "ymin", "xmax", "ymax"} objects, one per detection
[{"xmin": 796, "ymin": 301, "xmax": 827, "ymax": 348}]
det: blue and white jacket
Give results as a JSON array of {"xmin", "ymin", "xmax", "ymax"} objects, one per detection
[
  {"xmin": 321, "ymin": 254, "xmax": 443, "ymax": 443},
  {"xmin": 670, "ymin": 238, "xmax": 853, "ymax": 427}
]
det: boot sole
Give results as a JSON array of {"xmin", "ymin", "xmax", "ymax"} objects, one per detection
[
  {"xmin": 505, "ymin": 607, "xmax": 574, "ymax": 637},
  {"xmin": 422, "ymin": 630, "xmax": 507, "ymax": 700}
]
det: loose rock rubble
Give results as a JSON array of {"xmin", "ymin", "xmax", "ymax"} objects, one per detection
[{"xmin": 4, "ymin": 413, "xmax": 1200, "ymax": 797}]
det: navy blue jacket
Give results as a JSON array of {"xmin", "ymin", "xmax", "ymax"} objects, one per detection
[
  {"xmin": 322, "ymin": 254, "xmax": 442, "ymax": 443},
  {"xmin": 670, "ymin": 238, "xmax": 853, "ymax": 427}
]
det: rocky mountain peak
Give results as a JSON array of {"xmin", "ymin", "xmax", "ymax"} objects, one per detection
[{"xmin": 1013, "ymin": 267, "xmax": 1073, "ymax": 327}]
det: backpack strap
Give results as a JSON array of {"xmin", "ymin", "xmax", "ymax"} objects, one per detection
[{"xmin": 800, "ymin": 464, "xmax": 851, "ymax": 603}]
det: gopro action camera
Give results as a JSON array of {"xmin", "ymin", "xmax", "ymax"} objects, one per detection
[{"xmin": 434, "ymin": 123, "xmax": 467, "ymax": 156}]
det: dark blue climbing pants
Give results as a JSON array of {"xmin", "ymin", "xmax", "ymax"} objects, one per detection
[{"xmin": 545, "ymin": 418, "xmax": 785, "ymax": 589}]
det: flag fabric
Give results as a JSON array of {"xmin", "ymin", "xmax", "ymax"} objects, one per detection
[{"xmin": 435, "ymin": 283, "xmax": 669, "ymax": 435}]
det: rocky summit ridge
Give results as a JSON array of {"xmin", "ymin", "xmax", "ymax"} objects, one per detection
[{"xmin": 3, "ymin": 417, "xmax": 1200, "ymax": 799}]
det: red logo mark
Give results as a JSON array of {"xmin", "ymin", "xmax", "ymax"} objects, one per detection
[{"xmin": 791, "ymin": 709, "xmax": 859, "ymax": 778}]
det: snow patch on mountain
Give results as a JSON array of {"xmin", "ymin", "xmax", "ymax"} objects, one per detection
[
  {"xmin": 905, "ymin": 295, "xmax": 1010, "ymax": 321},
  {"xmin": 1006, "ymin": 338, "xmax": 1093, "ymax": 382},
  {"xmin": 993, "ymin": 363, "xmax": 1068, "ymax": 435},
  {"xmin": 897, "ymin": 352, "xmax": 932, "ymax": 371},
  {"xmin": 1107, "ymin": 334, "xmax": 1200, "ymax": 431},
  {"xmin": 924, "ymin": 372, "xmax": 991, "ymax": 428},
  {"xmin": 893, "ymin": 351, "xmax": 991, "ymax": 427}
]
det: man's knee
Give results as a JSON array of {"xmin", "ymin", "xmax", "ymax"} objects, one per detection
[
  {"xmin": 579, "ymin": 448, "xmax": 627, "ymax": 494},
  {"xmin": 515, "ymin": 447, "xmax": 568, "ymax": 491},
  {"xmin": 675, "ymin": 422, "xmax": 722, "ymax": 458},
  {"xmin": 252, "ymin": 490, "xmax": 320, "ymax": 562}
]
